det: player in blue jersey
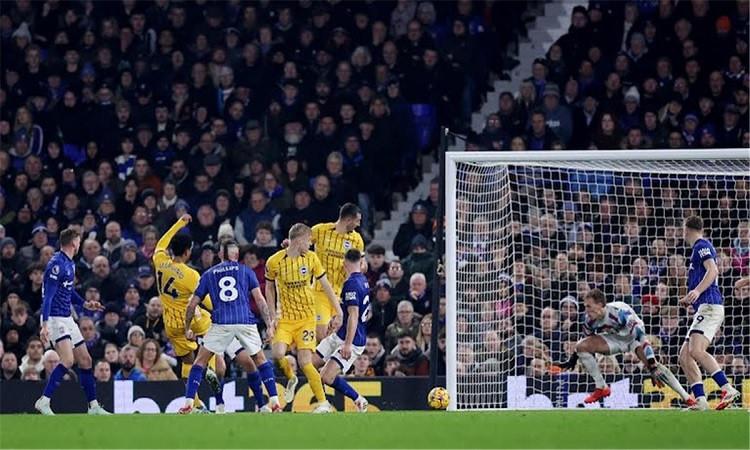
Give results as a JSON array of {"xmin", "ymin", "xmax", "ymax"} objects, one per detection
[
  {"xmin": 179, "ymin": 239, "xmax": 279, "ymax": 414},
  {"xmin": 312, "ymin": 249, "xmax": 370, "ymax": 412},
  {"xmin": 35, "ymin": 228, "xmax": 110, "ymax": 415},
  {"xmin": 679, "ymin": 216, "xmax": 740, "ymax": 410}
]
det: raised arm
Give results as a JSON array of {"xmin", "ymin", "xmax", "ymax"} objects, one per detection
[{"xmin": 156, "ymin": 214, "xmax": 191, "ymax": 255}]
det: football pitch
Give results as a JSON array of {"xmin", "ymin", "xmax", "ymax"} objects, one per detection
[{"xmin": 0, "ymin": 410, "xmax": 747, "ymax": 449}]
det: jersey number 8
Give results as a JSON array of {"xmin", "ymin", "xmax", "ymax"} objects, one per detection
[{"xmin": 218, "ymin": 276, "xmax": 239, "ymax": 302}]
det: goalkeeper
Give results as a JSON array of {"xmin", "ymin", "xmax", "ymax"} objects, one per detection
[{"xmin": 558, "ymin": 288, "xmax": 694, "ymax": 406}]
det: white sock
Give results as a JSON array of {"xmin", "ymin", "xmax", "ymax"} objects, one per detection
[
  {"xmin": 269, "ymin": 395, "xmax": 279, "ymax": 404},
  {"xmin": 578, "ymin": 352, "xmax": 607, "ymax": 389},
  {"xmin": 185, "ymin": 398, "xmax": 194, "ymax": 407},
  {"xmin": 88, "ymin": 400, "xmax": 99, "ymax": 409}
]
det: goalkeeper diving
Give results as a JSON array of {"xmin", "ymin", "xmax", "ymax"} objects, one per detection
[{"xmin": 558, "ymin": 288, "xmax": 694, "ymax": 406}]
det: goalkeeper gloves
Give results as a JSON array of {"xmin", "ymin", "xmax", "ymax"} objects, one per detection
[{"xmin": 648, "ymin": 360, "xmax": 665, "ymax": 388}]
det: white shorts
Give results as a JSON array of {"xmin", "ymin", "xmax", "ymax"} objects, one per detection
[
  {"xmin": 202, "ymin": 324, "xmax": 262, "ymax": 356},
  {"xmin": 48, "ymin": 316, "xmax": 84, "ymax": 346},
  {"xmin": 197, "ymin": 335, "xmax": 244, "ymax": 360},
  {"xmin": 602, "ymin": 334, "xmax": 640, "ymax": 355},
  {"xmin": 687, "ymin": 303, "xmax": 725, "ymax": 343},
  {"xmin": 316, "ymin": 333, "xmax": 364, "ymax": 374}
]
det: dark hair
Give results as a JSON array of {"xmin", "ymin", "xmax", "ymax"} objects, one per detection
[
  {"xmin": 344, "ymin": 248, "xmax": 362, "ymax": 263},
  {"xmin": 169, "ymin": 233, "xmax": 193, "ymax": 257},
  {"xmin": 240, "ymin": 244, "xmax": 259, "ymax": 260},
  {"xmin": 684, "ymin": 215, "xmax": 703, "ymax": 231},
  {"xmin": 339, "ymin": 202, "xmax": 361, "ymax": 220},
  {"xmin": 584, "ymin": 288, "xmax": 606, "ymax": 306},
  {"xmin": 255, "ymin": 221, "xmax": 273, "ymax": 233},
  {"xmin": 59, "ymin": 227, "xmax": 81, "ymax": 247},
  {"xmin": 220, "ymin": 238, "xmax": 239, "ymax": 260}
]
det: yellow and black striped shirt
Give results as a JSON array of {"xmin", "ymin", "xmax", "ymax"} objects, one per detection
[
  {"xmin": 311, "ymin": 223, "xmax": 364, "ymax": 296},
  {"xmin": 265, "ymin": 249, "xmax": 325, "ymax": 321}
]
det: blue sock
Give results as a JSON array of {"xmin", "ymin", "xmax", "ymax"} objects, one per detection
[
  {"xmin": 690, "ymin": 382, "xmax": 705, "ymax": 399},
  {"xmin": 331, "ymin": 376, "xmax": 359, "ymax": 401},
  {"xmin": 79, "ymin": 368, "xmax": 96, "ymax": 403},
  {"xmin": 43, "ymin": 364, "xmax": 69, "ymax": 398},
  {"xmin": 185, "ymin": 365, "xmax": 204, "ymax": 400},
  {"xmin": 258, "ymin": 362, "xmax": 278, "ymax": 397},
  {"xmin": 247, "ymin": 371, "xmax": 265, "ymax": 407},
  {"xmin": 712, "ymin": 370, "xmax": 730, "ymax": 388}
]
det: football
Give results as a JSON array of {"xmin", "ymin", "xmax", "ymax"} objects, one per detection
[{"xmin": 427, "ymin": 387, "xmax": 450, "ymax": 410}]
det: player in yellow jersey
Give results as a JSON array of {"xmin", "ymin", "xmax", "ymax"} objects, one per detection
[
  {"xmin": 265, "ymin": 223, "xmax": 343, "ymax": 413},
  {"xmin": 311, "ymin": 203, "xmax": 365, "ymax": 343}
]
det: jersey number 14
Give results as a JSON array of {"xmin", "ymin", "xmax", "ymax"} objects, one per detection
[{"xmin": 157, "ymin": 271, "xmax": 178, "ymax": 298}]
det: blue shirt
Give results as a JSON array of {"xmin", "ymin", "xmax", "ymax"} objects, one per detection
[
  {"xmin": 114, "ymin": 368, "xmax": 147, "ymax": 382},
  {"xmin": 42, "ymin": 251, "xmax": 84, "ymax": 321},
  {"xmin": 688, "ymin": 238, "xmax": 723, "ymax": 307},
  {"xmin": 336, "ymin": 272, "xmax": 370, "ymax": 347},
  {"xmin": 195, "ymin": 261, "xmax": 259, "ymax": 325}
]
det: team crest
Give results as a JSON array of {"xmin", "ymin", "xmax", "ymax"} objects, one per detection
[
  {"xmin": 52, "ymin": 265, "xmax": 60, "ymax": 275},
  {"xmin": 343, "ymin": 240, "xmax": 352, "ymax": 250},
  {"xmin": 300, "ymin": 266, "xmax": 308, "ymax": 275}
]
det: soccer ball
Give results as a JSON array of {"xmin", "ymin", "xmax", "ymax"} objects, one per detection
[{"xmin": 427, "ymin": 387, "xmax": 450, "ymax": 410}]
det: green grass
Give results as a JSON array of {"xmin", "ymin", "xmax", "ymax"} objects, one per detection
[{"xmin": 0, "ymin": 410, "xmax": 747, "ymax": 449}]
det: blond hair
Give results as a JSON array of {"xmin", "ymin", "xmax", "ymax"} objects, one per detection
[{"xmin": 289, "ymin": 223, "xmax": 311, "ymax": 240}]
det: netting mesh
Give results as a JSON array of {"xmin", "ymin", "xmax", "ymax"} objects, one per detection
[{"xmin": 449, "ymin": 155, "xmax": 750, "ymax": 409}]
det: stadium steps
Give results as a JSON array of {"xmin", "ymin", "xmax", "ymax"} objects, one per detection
[
  {"xmin": 371, "ymin": 1, "xmax": 579, "ymax": 259},
  {"xmin": 371, "ymin": 153, "xmax": 441, "ymax": 261},
  {"xmin": 471, "ymin": 1, "xmax": 580, "ymax": 132}
]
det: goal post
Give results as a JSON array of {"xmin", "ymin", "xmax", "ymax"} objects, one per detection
[{"xmin": 445, "ymin": 149, "xmax": 750, "ymax": 411}]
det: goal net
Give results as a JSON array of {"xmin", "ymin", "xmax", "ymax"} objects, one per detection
[{"xmin": 445, "ymin": 149, "xmax": 750, "ymax": 410}]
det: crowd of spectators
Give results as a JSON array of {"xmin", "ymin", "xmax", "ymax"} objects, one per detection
[
  {"xmin": 0, "ymin": 0, "xmax": 525, "ymax": 382},
  {"xmin": 473, "ymin": 0, "xmax": 749, "ymax": 151},
  {"xmin": 447, "ymin": 0, "xmax": 750, "ymax": 395}
]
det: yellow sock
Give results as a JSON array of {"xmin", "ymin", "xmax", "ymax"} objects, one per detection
[
  {"xmin": 302, "ymin": 363, "xmax": 326, "ymax": 403},
  {"xmin": 276, "ymin": 357, "xmax": 294, "ymax": 380}
]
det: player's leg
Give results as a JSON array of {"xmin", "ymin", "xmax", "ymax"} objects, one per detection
[
  {"xmin": 180, "ymin": 346, "xmax": 215, "ymax": 414},
  {"xmin": 181, "ymin": 325, "xmax": 231, "ymax": 414},
  {"xmin": 298, "ymin": 348, "xmax": 331, "ymax": 412},
  {"xmin": 314, "ymin": 291, "xmax": 332, "ymax": 344},
  {"xmin": 167, "ymin": 328, "xmax": 197, "ymax": 378},
  {"xmin": 249, "ymin": 350, "xmax": 281, "ymax": 412},
  {"xmin": 633, "ymin": 344, "xmax": 690, "ymax": 402},
  {"xmin": 685, "ymin": 304, "xmax": 739, "ymax": 409},
  {"xmin": 678, "ymin": 340, "xmax": 707, "ymax": 410},
  {"xmin": 272, "ymin": 320, "xmax": 298, "ymax": 402},
  {"xmin": 72, "ymin": 340, "xmax": 109, "ymax": 414},
  {"xmin": 35, "ymin": 331, "xmax": 75, "ymax": 415},
  {"xmin": 293, "ymin": 318, "xmax": 329, "ymax": 409},
  {"xmin": 207, "ymin": 352, "xmax": 226, "ymax": 412},
  {"xmin": 575, "ymin": 335, "xmax": 611, "ymax": 403},
  {"xmin": 318, "ymin": 338, "xmax": 368, "ymax": 412}
]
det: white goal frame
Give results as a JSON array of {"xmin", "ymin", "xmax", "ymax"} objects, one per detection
[{"xmin": 445, "ymin": 149, "xmax": 750, "ymax": 411}]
